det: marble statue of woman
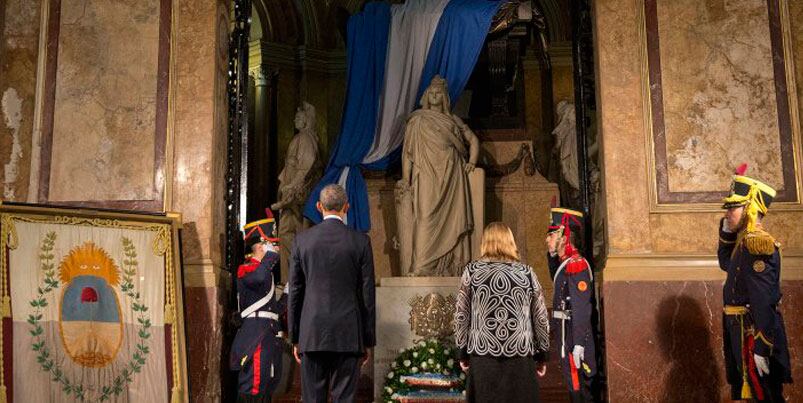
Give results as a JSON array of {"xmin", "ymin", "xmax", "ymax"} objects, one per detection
[
  {"xmin": 396, "ymin": 76, "xmax": 480, "ymax": 276},
  {"xmin": 271, "ymin": 102, "xmax": 321, "ymax": 266}
]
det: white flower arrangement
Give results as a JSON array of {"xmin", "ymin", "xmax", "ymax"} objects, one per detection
[{"xmin": 382, "ymin": 338, "xmax": 465, "ymax": 401}]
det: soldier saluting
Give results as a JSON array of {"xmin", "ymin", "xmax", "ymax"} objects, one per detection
[
  {"xmin": 546, "ymin": 207, "xmax": 596, "ymax": 403},
  {"xmin": 229, "ymin": 210, "xmax": 286, "ymax": 402},
  {"xmin": 719, "ymin": 165, "xmax": 792, "ymax": 401}
]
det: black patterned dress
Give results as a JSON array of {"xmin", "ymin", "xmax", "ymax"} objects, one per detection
[{"xmin": 454, "ymin": 260, "xmax": 550, "ymax": 403}]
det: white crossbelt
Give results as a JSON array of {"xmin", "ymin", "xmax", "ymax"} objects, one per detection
[
  {"xmin": 552, "ymin": 310, "xmax": 571, "ymax": 320},
  {"xmin": 244, "ymin": 311, "xmax": 279, "ymax": 320},
  {"xmin": 241, "ymin": 282, "xmax": 276, "ymax": 318},
  {"xmin": 553, "ymin": 258, "xmax": 571, "ymax": 359}
]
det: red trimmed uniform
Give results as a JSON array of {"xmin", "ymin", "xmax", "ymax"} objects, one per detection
[
  {"xmin": 230, "ymin": 252, "xmax": 285, "ymax": 402},
  {"xmin": 549, "ymin": 253, "xmax": 596, "ymax": 403},
  {"xmin": 718, "ymin": 220, "xmax": 791, "ymax": 401}
]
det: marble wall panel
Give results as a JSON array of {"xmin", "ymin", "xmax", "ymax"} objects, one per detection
[
  {"xmin": 648, "ymin": 211, "xmax": 803, "ymax": 254},
  {"xmin": 47, "ymin": 0, "xmax": 162, "ymax": 203},
  {"xmin": 647, "ymin": 0, "xmax": 796, "ymax": 203},
  {"xmin": 0, "ymin": 0, "xmax": 41, "ymax": 202},
  {"xmin": 604, "ymin": 278, "xmax": 803, "ymax": 402}
]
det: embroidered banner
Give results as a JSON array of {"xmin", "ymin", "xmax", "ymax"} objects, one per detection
[{"xmin": 0, "ymin": 204, "xmax": 187, "ymax": 402}]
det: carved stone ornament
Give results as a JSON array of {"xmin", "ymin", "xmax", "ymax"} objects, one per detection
[{"xmin": 408, "ymin": 293, "xmax": 457, "ymax": 341}]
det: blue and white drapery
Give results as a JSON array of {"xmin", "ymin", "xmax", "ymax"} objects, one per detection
[{"xmin": 304, "ymin": 0, "xmax": 503, "ymax": 231}]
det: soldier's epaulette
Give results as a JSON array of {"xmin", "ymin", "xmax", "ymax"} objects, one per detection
[
  {"xmin": 742, "ymin": 229, "xmax": 777, "ymax": 256},
  {"xmin": 565, "ymin": 256, "xmax": 588, "ymax": 275},
  {"xmin": 237, "ymin": 261, "xmax": 259, "ymax": 279}
]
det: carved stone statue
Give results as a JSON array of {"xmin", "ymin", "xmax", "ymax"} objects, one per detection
[
  {"xmin": 553, "ymin": 100, "xmax": 580, "ymax": 191},
  {"xmin": 271, "ymin": 102, "xmax": 321, "ymax": 267},
  {"xmin": 396, "ymin": 76, "xmax": 481, "ymax": 277}
]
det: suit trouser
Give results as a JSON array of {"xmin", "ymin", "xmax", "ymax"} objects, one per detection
[{"xmin": 301, "ymin": 351, "xmax": 361, "ymax": 403}]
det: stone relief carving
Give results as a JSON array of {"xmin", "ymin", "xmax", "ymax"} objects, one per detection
[{"xmin": 408, "ymin": 293, "xmax": 456, "ymax": 341}]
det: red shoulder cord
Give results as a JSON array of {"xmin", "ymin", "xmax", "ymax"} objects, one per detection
[
  {"xmin": 560, "ymin": 213, "xmax": 583, "ymax": 261},
  {"xmin": 237, "ymin": 257, "xmax": 261, "ymax": 279}
]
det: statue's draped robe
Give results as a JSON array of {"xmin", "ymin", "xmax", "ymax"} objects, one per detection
[
  {"xmin": 277, "ymin": 131, "xmax": 320, "ymax": 236},
  {"xmin": 277, "ymin": 131, "xmax": 320, "ymax": 280},
  {"xmin": 404, "ymin": 109, "xmax": 473, "ymax": 275}
]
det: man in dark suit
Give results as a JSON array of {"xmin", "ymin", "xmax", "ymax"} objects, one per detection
[{"xmin": 288, "ymin": 184, "xmax": 376, "ymax": 403}]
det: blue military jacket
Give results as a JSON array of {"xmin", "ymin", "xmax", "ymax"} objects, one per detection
[
  {"xmin": 230, "ymin": 251, "xmax": 286, "ymax": 396},
  {"xmin": 549, "ymin": 253, "xmax": 597, "ymax": 377},
  {"xmin": 717, "ymin": 221, "xmax": 791, "ymax": 382}
]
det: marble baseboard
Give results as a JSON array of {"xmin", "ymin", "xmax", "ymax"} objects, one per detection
[
  {"xmin": 603, "ymin": 276, "xmax": 803, "ymax": 402},
  {"xmin": 184, "ymin": 286, "xmax": 226, "ymax": 402}
]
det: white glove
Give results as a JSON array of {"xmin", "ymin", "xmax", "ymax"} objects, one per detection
[
  {"xmin": 572, "ymin": 345, "xmax": 584, "ymax": 367},
  {"xmin": 721, "ymin": 218, "xmax": 733, "ymax": 233},
  {"xmin": 263, "ymin": 242, "xmax": 277, "ymax": 253},
  {"xmin": 754, "ymin": 354, "xmax": 770, "ymax": 377}
]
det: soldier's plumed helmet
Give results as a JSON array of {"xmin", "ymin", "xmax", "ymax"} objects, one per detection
[
  {"xmin": 722, "ymin": 175, "xmax": 776, "ymax": 210},
  {"xmin": 243, "ymin": 209, "xmax": 279, "ymax": 249},
  {"xmin": 547, "ymin": 208, "xmax": 583, "ymax": 235}
]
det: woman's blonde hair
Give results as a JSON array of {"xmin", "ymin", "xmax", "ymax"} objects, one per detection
[{"xmin": 480, "ymin": 222, "xmax": 520, "ymax": 262}]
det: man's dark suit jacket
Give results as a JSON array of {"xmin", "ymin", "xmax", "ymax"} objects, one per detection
[{"xmin": 288, "ymin": 217, "xmax": 376, "ymax": 353}]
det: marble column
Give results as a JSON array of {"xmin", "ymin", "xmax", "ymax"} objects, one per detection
[
  {"xmin": 171, "ymin": 0, "xmax": 231, "ymax": 401},
  {"xmin": 247, "ymin": 64, "xmax": 278, "ymax": 222}
]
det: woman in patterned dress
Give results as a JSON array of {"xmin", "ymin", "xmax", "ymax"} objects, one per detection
[{"xmin": 454, "ymin": 222, "xmax": 550, "ymax": 403}]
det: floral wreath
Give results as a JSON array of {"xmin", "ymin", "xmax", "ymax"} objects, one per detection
[{"xmin": 382, "ymin": 339, "xmax": 465, "ymax": 402}]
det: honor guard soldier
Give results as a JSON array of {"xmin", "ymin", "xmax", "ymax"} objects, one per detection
[
  {"xmin": 719, "ymin": 165, "xmax": 791, "ymax": 401},
  {"xmin": 230, "ymin": 210, "xmax": 286, "ymax": 402},
  {"xmin": 546, "ymin": 208, "xmax": 596, "ymax": 403}
]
